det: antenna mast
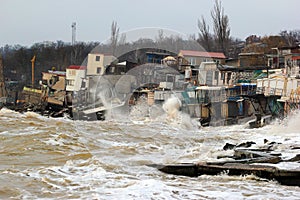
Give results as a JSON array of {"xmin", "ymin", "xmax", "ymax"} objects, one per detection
[
  {"xmin": 71, "ymin": 22, "xmax": 76, "ymax": 45},
  {"xmin": 71, "ymin": 22, "xmax": 76, "ymax": 64}
]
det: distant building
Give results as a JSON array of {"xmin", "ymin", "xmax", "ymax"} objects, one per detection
[
  {"xmin": 86, "ymin": 53, "xmax": 116, "ymax": 75},
  {"xmin": 42, "ymin": 70, "xmax": 66, "ymax": 91},
  {"xmin": 225, "ymin": 58, "xmax": 239, "ymax": 67},
  {"xmin": 278, "ymin": 46, "xmax": 300, "ymax": 77},
  {"xmin": 41, "ymin": 70, "xmax": 66, "ymax": 106},
  {"xmin": 198, "ymin": 62, "xmax": 234, "ymax": 86},
  {"xmin": 238, "ymin": 52, "xmax": 266, "ymax": 69},
  {"xmin": 66, "ymin": 65, "xmax": 87, "ymax": 92},
  {"xmin": 245, "ymin": 35, "xmax": 261, "ymax": 45},
  {"xmin": 105, "ymin": 61, "xmax": 137, "ymax": 75},
  {"xmin": 178, "ymin": 50, "xmax": 226, "ymax": 66},
  {"xmin": 146, "ymin": 51, "xmax": 171, "ymax": 64},
  {"xmin": 161, "ymin": 56, "xmax": 177, "ymax": 67}
]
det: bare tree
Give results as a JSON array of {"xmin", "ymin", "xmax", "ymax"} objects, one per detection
[
  {"xmin": 119, "ymin": 33, "xmax": 127, "ymax": 45},
  {"xmin": 279, "ymin": 30, "xmax": 300, "ymax": 46},
  {"xmin": 211, "ymin": 0, "xmax": 230, "ymax": 54},
  {"xmin": 197, "ymin": 16, "xmax": 212, "ymax": 51},
  {"xmin": 110, "ymin": 21, "xmax": 119, "ymax": 55},
  {"xmin": 156, "ymin": 29, "xmax": 164, "ymax": 43}
]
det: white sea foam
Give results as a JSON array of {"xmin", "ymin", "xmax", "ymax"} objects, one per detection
[
  {"xmin": 1, "ymin": 105, "xmax": 300, "ymax": 199},
  {"xmin": 127, "ymin": 95, "xmax": 199, "ymax": 130},
  {"xmin": 162, "ymin": 96, "xmax": 181, "ymax": 120}
]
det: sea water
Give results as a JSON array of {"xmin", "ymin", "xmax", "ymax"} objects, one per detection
[{"xmin": 0, "ymin": 102, "xmax": 299, "ymax": 199}]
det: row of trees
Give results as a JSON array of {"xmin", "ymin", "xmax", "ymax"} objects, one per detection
[
  {"xmin": 0, "ymin": 0, "xmax": 299, "ymax": 86},
  {"xmin": 197, "ymin": 0, "xmax": 300, "ymax": 57},
  {"xmin": 0, "ymin": 33, "xmax": 202, "ymax": 85},
  {"xmin": 1, "ymin": 29, "xmax": 298, "ymax": 86},
  {"xmin": 109, "ymin": 0, "xmax": 299, "ymax": 58},
  {"xmin": 0, "ymin": 41, "xmax": 99, "ymax": 84}
]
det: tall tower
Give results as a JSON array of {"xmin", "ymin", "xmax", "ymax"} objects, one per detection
[
  {"xmin": 71, "ymin": 22, "xmax": 76, "ymax": 45},
  {"xmin": 71, "ymin": 22, "xmax": 77, "ymax": 64}
]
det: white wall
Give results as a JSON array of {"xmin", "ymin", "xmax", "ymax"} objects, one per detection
[
  {"xmin": 198, "ymin": 62, "xmax": 225, "ymax": 86},
  {"xmin": 66, "ymin": 69, "xmax": 86, "ymax": 91}
]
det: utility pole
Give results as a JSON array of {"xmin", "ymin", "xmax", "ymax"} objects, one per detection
[{"xmin": 31, "ymin": 55, "xmax": 36, "ymax": 87}]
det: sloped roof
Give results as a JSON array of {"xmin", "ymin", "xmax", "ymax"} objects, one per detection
[
  {"xmin": 292, "ymin": 56, "xmax": 300, "ymax": 60},
  {"xmin": 67, "ymin": 65, "xmax": 87, "ymax": 70},
  {"xmin": 179, "ymin": 50, "xmax": 226, "ymax": 59},
  {"xmin": 43, "ymin": 71, "xmax": 66, "ymax": 76},
  {"xmin": 162, "ymin": 56, "xmax": 176, "ymax": 61}
]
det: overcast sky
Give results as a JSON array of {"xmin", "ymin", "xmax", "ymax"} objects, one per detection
[{"xmin": 1, "ymin": 0, "xmax": 299, "ymax": 47}]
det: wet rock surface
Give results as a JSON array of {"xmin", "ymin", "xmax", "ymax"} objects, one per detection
[{"xmin": 150, "ymin": 140, "xmax": 300, "ymax": 186}]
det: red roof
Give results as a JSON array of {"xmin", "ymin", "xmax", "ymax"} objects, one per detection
[
  {"xmin": 67, "ymin": 65, "xmax": 87, "ymax": 70},
  {"xmin": 292, "ymin": 56, "xmax": 300, "ymax": 60},
  {"xmin": 179, "ymin": 50, "xmax": 226, "ymax": 59}
]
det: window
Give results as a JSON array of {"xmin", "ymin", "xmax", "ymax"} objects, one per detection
[
  {"xmin": 221, "ymin": 72, "xmax": 225, "ymax": 84},
  {"xmin": 95, "ymin": 56, "xmax": 100, "ymax": 61},
  {"xmin": 81, "ymin": 81, "xmax": 86, "ymax": 89},
  {"xmin": 214, "ymin": 71, "xmax": 219, "ymax": 80},
  {"xmin": 221, "ymin": 72, "xmax": 225, "ymax": 80},
  {"xmin": 189, "ymin": 58, "xmax": 196, "ymax": 65},
  {"xmin": 97, "ymin": 67, "xmax": 102, "ymax": 74},
  {"xmin": 66, "ymin": 79, "xmax": 75, "ymax": 86},
  {"xmin": 227, "ymin": 72, "xmax": 231, "ymax": 84},
  {"xmin": 68, "ymin": 70, "xmax": 76, "ymax": 76},
  {"xmin": 110, "ymin": 66, "xmax": 115, "ymax": 73}
]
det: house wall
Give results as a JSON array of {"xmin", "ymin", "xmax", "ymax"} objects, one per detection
[
  {"xmin": 42, "ymin": 73, "xmax": 54, "ymax": 81},
  {"xmin": 87, "ymin": 54, "xmax": 116, "ymax": 75},
  {"xmin": 51, "ymin": 76, "xmax": 65, "ymax": 91},
  {"xmin": 66, "ymin": 69, "xmax": 86, "ymax": 91},
  {"xmin": 239, "ymin": 54, "xmax": 265, "ymax": 67},
  {"xmin": 42, "ymin": 72, "xmax": 66, "ymax": 91},
  {"xmin": 87, "ymin": 54, "xmax": 105, "ymax": 75},
  {"xmin": 257, "ymin": 77, "xmax": 300, "ymax": 100},
  {"xmin": 198, "ymin": 62, "xmax": 228, "ymax": 86},
  {"xmin": 184, "ymin": 56, "xmax": 225, "ymax": 66}
]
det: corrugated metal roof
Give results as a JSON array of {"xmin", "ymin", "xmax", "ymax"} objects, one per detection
[
  {"xmin": 43, "ymin": 71, "xmax": 66, "ymax": 76},
  {"xmin": 179, "ymin": 50, "xmax": 226, "ymax": 59}
]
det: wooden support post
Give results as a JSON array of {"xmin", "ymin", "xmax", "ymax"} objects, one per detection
[{"xmin": 31, "ymin": 55, "xmax": 36, "ymax": 87}]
